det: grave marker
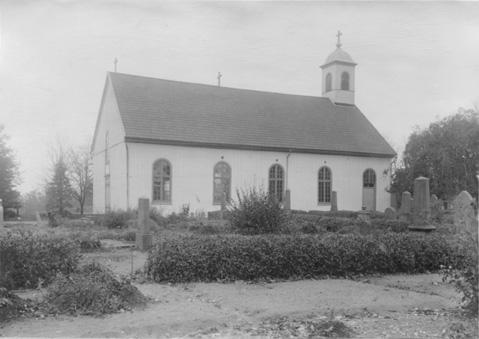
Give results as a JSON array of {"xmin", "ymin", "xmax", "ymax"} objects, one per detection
[
  {"xmin": 330, "ymin": 191, "xmax": 338, "ymax": 212},
  {"xmin": 136, "ymin": 198, "xmax": 153, "ymax": 251},
  {"xmin": 412, "ymin": 177, "xmax": 430, "ymax": 225},
  {"xmin": 453, "ymin": 191, "xmax": 478, "ymax": 235}
]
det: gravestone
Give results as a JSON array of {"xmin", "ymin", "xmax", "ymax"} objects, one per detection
[
  {"xmin": 412, "ymin": 177, "xmax": 430, "ymax": 225},
  {"xmin": 399, "ymin": 191, "xmax": 412, "ymax": 222},
  {"xmin": 284, "ymin": 189, "xmax": 291, "ymax": 211},
  {"xmin": 384, "ymin": 207, "xmax": 397, "ymax": 220},
  {"xmin": 390, "ymin": 193, "xmax": 398, "ymax": 210},
  {"xmin": 136, "ymin": 198, "xmax": 153, "ymax": 251},
  {"xmin": 453, "ymin": 191, "xmax": 478, "ymax": 235},
  {"xmin": 0, "ymin": 199, "xmax": 3, "ymax": 227},
  {"xmin": 330, "ymin": 191, "xmax": 338, "ymax": 212},
  {"xmin": 35, "ymin": 211, "xmax": 42, "ymax": 225}
]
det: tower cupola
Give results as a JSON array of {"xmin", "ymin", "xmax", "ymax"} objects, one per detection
[{"xmin": 320, "ymin": 31, "xmax": 357, "ymax": 105}]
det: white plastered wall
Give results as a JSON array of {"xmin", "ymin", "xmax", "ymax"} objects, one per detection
[
  {"xmin": 126, "ymin": 143, "xmax": 392, "ymax": 215},
  {"xmin": 91, "ymin": 75, "xmax": 127, "ymax": 213}
]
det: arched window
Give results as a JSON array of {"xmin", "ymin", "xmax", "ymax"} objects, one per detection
[
  {"xmin": 268, "ymin": 164, "xmax": 284, "ymax": 202},
  {"xmin": 152, "ymin": 159, "xmax": 172, "ymax": 203},
  {"xmin": 318, "ymin": 166, "xmax": 332, "ymax": 203},
  {"xmin": 325, "ymin": 73, "xmax": 332, "ymax": 92},
  {"xmin": 213, "ymin": 162, "xmax": 231, "ymax": 205},
  {"xmin": 341, "ymin": 72, "xmax": 350, "ymax": 90},
  {"xmin": 363, "ymin": 169, "xmax": 376, "ymax": 188}
]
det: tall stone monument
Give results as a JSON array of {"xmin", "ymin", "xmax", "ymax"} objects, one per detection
[
  {"xmin": 136, "ymin": 198, "xmax": 153, "ymax": 251},
  {"xmin": 330, "ymin": 191, "xmax": 338, "ymax": 212},
  {"xmin": 412, "ymin": 176, "xmax": 431, "ymax": 225}
]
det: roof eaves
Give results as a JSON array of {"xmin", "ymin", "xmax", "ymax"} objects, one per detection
[{"xmin": 125, "ymin": 136, "xmax": 396, "ymax": 158}]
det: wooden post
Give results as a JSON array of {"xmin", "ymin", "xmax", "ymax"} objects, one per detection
[{"xmin": 136, "ymin": 198, "xmax": 152, "ymax": 251}]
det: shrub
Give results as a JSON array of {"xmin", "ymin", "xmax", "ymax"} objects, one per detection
[
  {"xmin": 46, "ymin": 263, "xmax": 147, "ymax": 316},
  {"xmin": 187, "ymin": 222, "xmax": 232, "ymax": 235},
  {"xmin": 370, "ymin": 219, "xmax": 409, "ymax": 233},
  {"xmin": 0, "ymin": 287, "xmax": 26, "ymax": 323},
  {"xmin": 120, "ymin": 230, "xmax": 137, "ymax": 242},
  {"xmin": 146, "ymin": 232, "xmax": 458, "ymax": 283},
  {"xmin": 317, "ymin": 217, "xmax": 357, "ymax": 232},
  {"xmin": 227, "ymin": 187, "xmax": 287, "ymax": 234},
  {"xmin": 443, "ymin": 232, "xmax": 478, "ymax": 315},
  {"xmin": 149, "ymin": 208, "xmax": 167, "ymax": 227},
  {"xmin": 0, "ymin": 230, "xmax": 81, "ymax": 289},
  {"xmin": 77, "ymin": 235, "xmax": 102, "ymax": 251},
  {"xmin": 102, "ymin": 210, "xmax": 136, "ymax": 229}
]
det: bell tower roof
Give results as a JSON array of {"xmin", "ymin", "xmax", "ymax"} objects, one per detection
[
  {"xmin": 321, "ymin": 31, "xmax": 356, "ymax": 68},
  {"xmin": 322, "ymin": 47, "xmax": 356, "ymax": 66}
]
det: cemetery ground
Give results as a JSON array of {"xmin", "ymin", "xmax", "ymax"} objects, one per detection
[{"xmin": 1, "ymin": 211, "xmax": 478, "ymax": 338}]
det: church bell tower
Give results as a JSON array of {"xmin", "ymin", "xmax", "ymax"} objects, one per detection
[{"xmin": 320, "ymin": 31, "xmax": 357, "ymax": 105}]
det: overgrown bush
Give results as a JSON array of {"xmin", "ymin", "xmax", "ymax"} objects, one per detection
[
  {"xmin": 0, "ymin": 230, "xmax": 81, "ymax": 289},
  {"xmin": 46, "ymin": 263, "xmax": 147, "ymax": 316},
  {"xmin": 146, "ymin": 233, "xmax": 457, "ymax": 283},
  {"xmin": 187, "ymin": 221, "xmax": 232, "ymax": 235},
  {"xmin": 0, "ymin": 287, "xmax": 26, "ymax": 323},
  {"xmin": 102, "ymin": 210, "xmax": 136, "ymax": 229},
  {"xmin": 227, "ymin": 187, "xmax": 287, "ymax": 234},
  {"xmin": 443, "ymin": 232, "xmax": 478, "ymax": 315}
]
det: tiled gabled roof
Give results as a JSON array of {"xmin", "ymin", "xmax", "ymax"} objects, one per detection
[{"xmin": 109, "ymin": 72, "xmax": 396, "ymax": 158}]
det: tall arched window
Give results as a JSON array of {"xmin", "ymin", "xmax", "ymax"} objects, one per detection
[
  {"xmin": 325, "ymin": 73, "xmax": 332, "ymax": 92},
  {"xmin": 363, "ymin": 169, "xmax": 376, "ymax": 188},
  {"xmin": 341, "ymin": 72, "xmax": 350, "ymax": 90},
  {"xmin": 152, "ymin": 159, "xmax": 172, "ymax": 203},
  {"xmin": 268, "ymin": 164, "xmax": 284, "ymax": 202},
  {"xmin": 318, "ymin": 166, "xmax": 332, "ymax": 203},
  {"xmin": 213, "ymin": 162, "xmax": 231, "ymax": 205}
]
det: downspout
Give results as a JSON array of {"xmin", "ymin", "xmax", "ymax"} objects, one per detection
[
  {"xmin": 285, "ymin": 150, "xmax": 292, "ymax": 190},
  {"xmin": 125, "ymin": 141, "xmax": 130, "ymax": 210},
  {"xmin": 285, "ymin": 150, "xmax": 292, "ymax": 209}
]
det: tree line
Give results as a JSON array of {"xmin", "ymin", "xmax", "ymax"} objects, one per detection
[
  {"xmin": 390, "ymin": 108, "xmax": 478, "ymax": 203},
  {"xmin": 0, "ymin": 126, "xmax": 92, "ymax": 219}
]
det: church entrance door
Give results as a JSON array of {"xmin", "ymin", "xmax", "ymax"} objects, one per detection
[{"xmin": 362, "ymin": 169, "xmax": 376, "ymax": 211}]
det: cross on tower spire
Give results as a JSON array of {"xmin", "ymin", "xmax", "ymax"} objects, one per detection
[{"xmin": 336, "ymin": 30, "xmax": 342, "ymax": 48}]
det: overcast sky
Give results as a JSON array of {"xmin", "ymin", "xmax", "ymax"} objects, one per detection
[{"xmin": 0, "ymin": 0, "xmax": 478, "ymax": 194}]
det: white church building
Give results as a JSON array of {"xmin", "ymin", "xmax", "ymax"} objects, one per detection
[{"xmin": 91, "ymin": 38, "xmax": 396, "ymax": 215}]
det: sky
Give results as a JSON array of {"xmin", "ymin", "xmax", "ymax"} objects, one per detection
[{"xmin": 0, "ymin": 0, "xmax": 478, "ymax": 194}]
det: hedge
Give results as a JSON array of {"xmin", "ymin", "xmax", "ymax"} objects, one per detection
[
  {"xmin": 146, "ymin": 233, "xmax": 458, "ymax": 283},
  {"xmin": 0, "ymin": 230, "xmax": 81, "ymax": 289}
]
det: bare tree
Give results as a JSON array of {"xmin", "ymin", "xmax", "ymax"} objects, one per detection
[{"xmin": 67, "ymin": 146, "xmax": 93, "ymax": 215}]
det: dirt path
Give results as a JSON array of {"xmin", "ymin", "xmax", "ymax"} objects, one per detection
[{"xmin": 2, "ymin": 273, "xmax": 475, "ymax": 338}]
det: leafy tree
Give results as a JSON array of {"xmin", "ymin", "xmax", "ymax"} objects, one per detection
[
  {"xmin": 66, "ymin": 146, "xmax": 92, "ymax": 215},
  {"xmin": 0, "ymin": 125, "xmax": 21, "ymax": 213},
  {"xmin": 46, "ymin": 154, "xmax": 73, "ymax": 216},
  {"xmin": 391, "ymin": 108, "xmax": 479, "ymax": 201}
]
